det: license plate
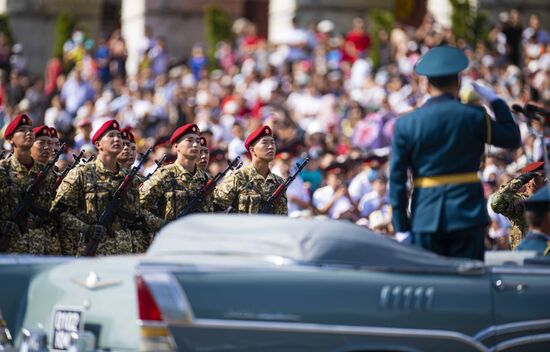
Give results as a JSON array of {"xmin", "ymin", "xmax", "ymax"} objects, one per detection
[{"xmin": 51, "ymin": 307, "xmax": 84, "ymax": 351}]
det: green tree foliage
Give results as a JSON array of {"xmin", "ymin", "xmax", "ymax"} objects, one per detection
[
  {"xmin": 368, "ymin": 9, "xmax": 394, "ymax": 68},
  {"xmin": 53, "ymin": 12, "xmax": 76, "ymax": 59},
  {"xmin": 0, "ymin": 15, "xmax": 13, "ymax": 44},
  {"xmin": 204, "ymin": 5, "xmax": 233, "ymax": 70},
  {"xmin": 450, "ymin": 0, "xmax": 488, "ymax": 45}
]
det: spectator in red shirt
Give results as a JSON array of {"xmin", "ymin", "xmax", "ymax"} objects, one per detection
[{"xmin": 343, "ymin": 17, "xmax": 371, "ymax": 63}]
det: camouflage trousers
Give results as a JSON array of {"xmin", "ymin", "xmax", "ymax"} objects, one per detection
[
  {"xmin": 7, "ymin": 222, "xmax": 59, "ymax": 255},
  {"xmin": 75, "ymin": 227, "xmax": 152, "ymax": 256}
]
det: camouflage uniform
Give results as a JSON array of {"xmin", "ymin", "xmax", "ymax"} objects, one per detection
[
  {"xmin": 140, "ymin": 162, "xmax": 213, "ymax": 224},
  {"xmin": 0, "ymin": 157, "xmax": 58, "ymax": 254},
  {"xmin": 213, "ymin": 164, "xmax": 288, "ymax": 215},
  {"xmin": 51, "ymin": 158, "xmax": 163, "ymax": 256},
  {"xmin": 490, "ymin": 176, "xmax": 532, "ymax": 249}
]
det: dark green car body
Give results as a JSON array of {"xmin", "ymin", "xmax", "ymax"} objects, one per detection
[{"xmin": 1, "ymin": 215, "xmax": 550, "ymax": 351}]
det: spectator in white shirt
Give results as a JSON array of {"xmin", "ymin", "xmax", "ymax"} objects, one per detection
[
  {"xmin": 272, "ymin": 149, "xmax": 311, "ymax": 216},
  {"xmin": 313, "ymin": 163, "xmax": 354, "ymax": 219},
  {"xmin": 358, "ymin": 174, "xmax": 389, "ymax": 218}
]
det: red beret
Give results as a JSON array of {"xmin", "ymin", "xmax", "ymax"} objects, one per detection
[
  {"xmin": 4, "ymin": 113, "xmax": 32, "ymax": 139},
  {"xmin": 49, "ymin": 127, "xmax": 58, "ymax": 139},
  {"xmin": 170, "ymin": 123, "xmax": 200, "ymax": 144},
  {"xmin": 33, "ymin": 125, "xmax": 51, "ymax": 139},
  {"xmin": 522, "ymin": 161, "xmax": 544, "ymax": 173},
  {"xmin": 245, "ymin": 125, "xmax": 272, "ymax": 150},
  {"xmin": 92, "ymin": 119, "xmax": 120, "ymax": 144},
  {"xmin": 200, "ymin": 136, "xmax": 207, "ymax": 148},
  {"xmin": 121, "ymin": 128, "xmax": 135, "ymax": 143}
]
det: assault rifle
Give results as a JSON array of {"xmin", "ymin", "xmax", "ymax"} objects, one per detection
[
  {"xmin": 55, "ymin": 150, "xmax": 85, "ymax": 188},
  {"xmin": 177, "ymin": 156, "xmax": 242, "ymax": 218},
  {"xmin": 83, "ymin": 147, "xmax": 152, "ymax": 256},
  {"xmin": 144, "ymin": 153, "xmax": 167, "ymax": 181},
  {"xmin": 259, "ymin": 157, "xmax": 309, "ymax": 214},
  {"xmin": 84, "ymin": 154, "xmax": 95, "ymax": 163},
  {"xmin": 0, "ymin": 144, "xmax": 66, "ymax": 251}
]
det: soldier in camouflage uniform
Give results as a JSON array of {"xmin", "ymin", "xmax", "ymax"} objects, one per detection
[
  {"xmin": 0, "ymin": 115, "xmax": 58, "ymax": 254},
  {"xmin": 491, "ymin": 161, "xmax": 546, "ymax": 248},
  {"xmin": 52, "ymin": 120, "xmax": 163, "ymax": 256},
  {"xmin": 198, "ymin": 136, "xmax": 210, "ymax": 175},
  {"xmin": 141, "ymin": 123, "xmax": 213, "ymax": 225},
  {"xmin": 213, "ymin": 125, "xmax": 288, "ymax": 215},
  {"xmin": 116, "ymin": 127, "xmax": 149, "ymax": 252}
]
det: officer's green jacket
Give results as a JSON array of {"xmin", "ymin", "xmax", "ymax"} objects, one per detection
[
  {"xmin": 390, "ymin": 95, "xmax": 521, "ymax": 233},
  {"xmin": 516, "ymin": 231, "xmax": 550, "ymax": 256}
]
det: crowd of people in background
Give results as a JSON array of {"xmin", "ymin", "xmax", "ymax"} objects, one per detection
[{"xmin": 0, "ymin": 9, "xmax": 549, "ymax": 249}]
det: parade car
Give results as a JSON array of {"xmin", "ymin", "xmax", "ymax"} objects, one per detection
[{"xmin": 1, "ymin": 214, "xmax": 550, "ymax": 352}]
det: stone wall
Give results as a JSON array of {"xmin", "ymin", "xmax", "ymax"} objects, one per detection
[{"xmin": 7, "ymin": 0, "xmax": 102, "ymax": 76}]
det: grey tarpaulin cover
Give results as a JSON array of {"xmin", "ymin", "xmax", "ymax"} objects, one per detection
[{"xmin": 148, "ymin": 214, "xmax": 481, "ymax": 272}]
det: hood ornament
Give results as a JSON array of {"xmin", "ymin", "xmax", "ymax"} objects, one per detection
[{"xmin": 72, "ymin": 271, "xmax": 121, "ymax": 290}]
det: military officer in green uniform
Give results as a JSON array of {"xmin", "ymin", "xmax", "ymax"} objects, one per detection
[
  {"xmin": 516, "ymin": 185, "xmax": 550, "ymax": 256},
  {"xmin": 390, "ymin": 45, "xmax": 521, "ymax": 260},
  {"xmin": 140, "ymin": 123, "xmax": 213, "ymax": 224},
  {"xmin": 0, "ymin": 114, "xmax": 57, "ymax": 254},
  {"xmin": 52, "ymin": 120, "xmax": 162, "ymax": 256},
  {"xmin": 491, "ymin": 161, "xmax": 545, "ymax": 248},
  {"xmin": 213, "ymin": 125, "xmax": 288, "ymax": 215}
]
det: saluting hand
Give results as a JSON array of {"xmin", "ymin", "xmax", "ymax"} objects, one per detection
[{"xmin": 472, "ymin": 81, "xmax": 499, "ymax": 103}]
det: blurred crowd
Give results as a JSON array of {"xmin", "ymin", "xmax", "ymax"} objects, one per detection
[{"xmin": 0, "ymin": 8, "xmax": 549, "ymax": 246}]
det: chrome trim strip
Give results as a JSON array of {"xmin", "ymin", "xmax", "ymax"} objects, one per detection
[
  {"xmin": 143, "ymin": 267, "xmax": 488, "ymax": 351},
  {"xmin": 489, "ymin": 333, "xmax": 550, "ymax": 351},
  {"xmin": 169, "ymin": 318, "xmax": 488, "ymax": 352},
  {"xmin": 474, "ymin": 319, "xmax": 550, "ymax": 342},
  {"xmin": 490, "ymin": 266, "xmax": 550, "ymax": 275}
]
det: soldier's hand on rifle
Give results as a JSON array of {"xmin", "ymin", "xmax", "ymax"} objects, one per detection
[
  {"xmin": 0, "ymin": 220, "xmax": 20, "ymax": 237},
  {"xmin": 81, "ymin": 223, "xmax": 107, "ymax": 242}
]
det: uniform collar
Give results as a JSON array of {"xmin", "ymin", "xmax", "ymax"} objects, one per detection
[
  {"xmin": 424, "ymin": 93, "xmax": 458, "ymax": 106},
  {"xmin": 526, "ymin": 230, "xmax": 550, "ymax": 242},
  {"xmin": 94, "ymin": 158, "xmax": 125, "ymax": 177},
  {"xmin": 10, "ymin": 155, "xmax": 40, "ymax": 175},
  {"xmin": 245, "ymin": 163, "xmax": 279, "ymax": 183}
]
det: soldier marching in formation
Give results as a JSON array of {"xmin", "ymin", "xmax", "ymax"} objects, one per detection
[
  {"xmin": 140, "ymin": 123, "xmax": 213, "ymax": 223},
  {"xmin": 0, "ymin": 117, "xmax": 293, "ymax": 257},
  {"xmin": 213, "ymin": 125, "xmax": 288, "ymax": 215},
  {"xmin": 0, "ymin": 114, "xmax": 58, "ymax": 254},
  {"xmin": 51, "ymin": 120, "xmax": 163, "ymax": 256}
]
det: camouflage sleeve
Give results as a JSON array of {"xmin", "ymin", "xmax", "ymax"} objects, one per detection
[
  {"xmin": 212, "ymin": 171, "xmax": 239, "ymax": 212},
  {"xmin": 0, "ymin": 163, "xmax": 7, "ymax": 221},
  {"xmin": 140, "ymin": 170, "xmax": 166, "ymax": 218},
  {"xmin": 139, "ymin": 207, "xmax": 165, "ymax": 232},
  {"xmin": 51, "ymin": 166, "xmax": 87, "ymax": 231},
  {"xmin": 275, "ymin": 176, "xmax": 288, "ymax": 216},
  {"xmin": 490, "ymin": 178, "xmax": 526, "ymax": 225},
  {"xmin": 277, "ymin": 193, "xmax": 288, "ymax": 216}
]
